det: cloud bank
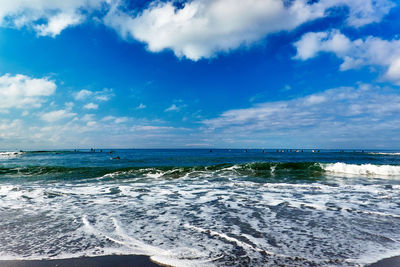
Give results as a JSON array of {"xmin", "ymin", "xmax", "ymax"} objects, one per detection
[
  {"xmin": 203, "ymin": 84, "xmax": 400, "ymax": 146},
  {"xmin": 0, "ymin": 0, "xmax": 395, "ymax": 58},
  {"xmin": 104, "ymin": 0, "xmax": 394, "ymax": 60}
]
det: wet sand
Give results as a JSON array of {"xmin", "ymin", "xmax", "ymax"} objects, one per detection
[
  {"xmin": 367, "ymin": 255, "xmax": 400, "ymax": 267},
  {"xmin": 0, "ymin": 255, "xmax": 162, "ymax": 267}
]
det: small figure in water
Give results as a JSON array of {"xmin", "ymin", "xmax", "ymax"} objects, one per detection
[
  {"xmin": 112, "ymin": 156, "xmax": 120, "ymax": 160},
  {"xmin": 210, "ymin": 149, "xmax": 212, "ymax": 152}
]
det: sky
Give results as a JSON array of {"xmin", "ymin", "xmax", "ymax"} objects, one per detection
[{"xmin": 1, "ymin": 0, "xmax": 400, "ymax": 149}]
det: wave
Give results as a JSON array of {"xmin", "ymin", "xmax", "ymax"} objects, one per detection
[
  {"xmin": 321, "ymin": 162, "xmax": 400, "ymax": 177},
  {"xmin": 367, "ymin": 152, "xmax": 400, "ymax": 156},
  {"xmin": 0, "ymin": 152, "xmax": 23, "ymax": 158},
  {"xmin": 0, "ymin": 162, "xmax": 326, "ymax": 180},
  {"xmin": 2, "ymin": 162, "xmax": 400, "ymax": 180}
]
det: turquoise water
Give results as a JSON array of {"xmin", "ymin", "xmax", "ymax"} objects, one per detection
[{"xmin": 1, "ymin": 149, "xmax": 400, "ymax": 266}]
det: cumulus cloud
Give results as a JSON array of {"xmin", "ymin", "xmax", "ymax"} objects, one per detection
[
  {"xmin": 83, "ymin": 102, "xmax": 99, "ymax": 110},
  {"xmin": 294, "ymin": 30, "xmax": 400, "ymax": 84},
  {"xmin": 40, "ymin": 109, "xmax": 77, "ymax": 122},
  {"xmin": 0, "ymin": 0, "xmax": 109, "ymax": 37},
  {"xmin": 164, "ymin": 104, "xmax": 180, "ymax": 112},
  {"xmin": 0, "ymin": 0, "xmax": 394, "ymax": 57},
  {"xmin": 104, "ymin": 0, "xmax": 394, "ymax": 60},
  {"xmin": 102, "ymin": 115, "xmax": 129, "ymax": 123},
  {"xmin": 0, "ymin": 73, "xmax": 56, "ymax": 110},
  {"xmin": 34, "ymin": 12, "xmax": 83, "ymax": 37},
  {"xmin": 203, "ymin": 84, "xmax": 400, "ymax": 144},
  {"xmin": 74, "ymin": 88, "xmax": 114, "ymax": 101},
  {"xmin": 74, "ymin": 89, "xmax": 93, "ymax": 100}
]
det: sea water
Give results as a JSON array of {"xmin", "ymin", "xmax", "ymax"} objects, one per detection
[{"xmin": 0, "ymin": 149, "xmax": 400, "ymax": 266}]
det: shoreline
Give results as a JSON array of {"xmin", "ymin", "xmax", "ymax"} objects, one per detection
[
  {"xmin": 0, "ymin": 255, "xmax": 163, "ymax": 267},
  {"xmin": 367, "ymin": 255, "xmax": 400, "ymax": 267}
]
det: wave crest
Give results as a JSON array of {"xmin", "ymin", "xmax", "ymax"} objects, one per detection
[{"xmin": 321, "ymin": 162, "xmax": 400, "ymax": 177}]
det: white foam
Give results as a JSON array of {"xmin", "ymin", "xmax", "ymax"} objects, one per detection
[
  {"xmin": 2, "ymin": 168, "xmax": 400, "ymax": 266},
  {"xmin": 0, "ymin": 151, "xmax": 23, "ymax": 159},
  {"xmin": 322, "ymin": 162, "xmax": 400, "ymax": 177},
  {"xmin": 184, "ymin": 224, "xmax": 274, "ymax": 255},
  {"xmin": 368, "ymin": 152, "xmax": 400, "ymax": 156}
]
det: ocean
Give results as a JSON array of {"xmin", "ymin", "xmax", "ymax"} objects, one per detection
[{"xmin": 0, "ymin": 149, "xmax": 400, "ymax": 266}]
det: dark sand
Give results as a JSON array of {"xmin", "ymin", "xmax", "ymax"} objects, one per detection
[
  {"xmin": 0, "ymin": 255, "xmax": 162, "ymax": 267},
  {"xmin": 367, "ymin": 256, "xmax": 400, "ymax": 267}
]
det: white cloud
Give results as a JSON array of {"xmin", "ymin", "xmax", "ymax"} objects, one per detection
[
  {"xmin": 136, "ymin": 103, "xmax": 146, "ymax": 109},
  {"xmin": 34, "ymin": 12, "xmax": 83, "ymax": 37},
  {"xmin": 132, "ymin": 125, "xmax": 174, "ymax": 131},
  {"xmin": 0, "ymin": 0, "xmax": 108, "ymax": 37},
  {"xmin": 294, "ymin": 30, "xmax": 400, "ymax": 84},
  {"xmin": 0, "ymin": 0, "xmax": 394, "ymax": 57},
  {"xmin": 333, "ymin": 0, "xmax": 395, "ymax": 27},
  {"xmin": 102, "ymin": 115, "xmax": 116, "ymax": 121},
  {"xmin": 41, "ymin": 109, "xmax": 77, "ymax": 122},
  {"xmin": 102, "ymin": 115, "xmax": 129, "ymax": 124},
  {"xmin": 114, "ymin": 117, "xmax": 128, "ymax": 123},
  {"xmin": 75, "ymin": 88, "xmax": 114, "ymax": 101},
  {"xmin": 0, "ymin": 73, "xmax": 56, "ymax": 110},
  {"xmin": 82, "ymin": 114, "xmax": 95, "ymax": 121},
  {"xmin": 83, "ymin": 102, "xmax": 99, "ymax": 110},
  {"xmin": 74, "ymin": 89, "xmax": 93, "ymax": 100},
  {"xmin": 203, "ymin": 84, "xmax": 400, "ymax": 136},
  {"xmin": 293, "ymin": 30, "xmax": 352, "ymax": 60},
  {"xmin": 164, "ymin": 104, "xmax": 179, "ymax": 112},
  {"xmin": 64, "ymin": 102, "xmax": 74, "ymax": 110},
  {"xmin": 86, "ymin": 121, "xmax": 97, "ymax": 127},
  {"xmin": 104, "ymin": 0, "xmax": 394, "ymax": 60}
]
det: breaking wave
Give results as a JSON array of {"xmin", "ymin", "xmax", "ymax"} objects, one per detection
[
  {"xmin": 2, "ymin": 162, "xmax": 400, "ymax": 180},
  {"xmin": 322, "ymin": 162, "xmax": 400, "ymax": 177}
]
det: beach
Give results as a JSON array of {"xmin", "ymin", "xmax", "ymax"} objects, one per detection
[
  {"xmin": 368, "ymin": 256, "xmax": 400, "ymax": 267},
  {"xmin": 1, "ymin": 149, "xmax": 400, "ymax": 266},
  {"xmin": 0, "ymin": 255, "xmax": 161, "ymax": 267}
]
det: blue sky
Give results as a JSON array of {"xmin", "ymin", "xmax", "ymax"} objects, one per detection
[{"xmin": 0, "ymin": 0, "xmax": 400, "ymax": 149}]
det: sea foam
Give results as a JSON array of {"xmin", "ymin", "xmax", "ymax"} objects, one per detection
[{"xmin": 322, "ymin": 162, "xmax": 400, "ymax": 177}]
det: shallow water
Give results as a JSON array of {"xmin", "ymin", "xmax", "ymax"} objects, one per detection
[{"xmin": 1, "ymin": 149, "xmax": 400, "ymax": 266}]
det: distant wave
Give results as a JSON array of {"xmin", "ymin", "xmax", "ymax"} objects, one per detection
[
  {"xmin": 0, "ymin": 152, "xmax": 23, "ymax": 158},
  {"xmin": 367, "ymin": 152, "xmax": 400, "ymax": 156}
]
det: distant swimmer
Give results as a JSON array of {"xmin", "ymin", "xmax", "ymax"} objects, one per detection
[
  {"xmin": 244, "ymin": 149, "xmax": 248, "ymax": 153},
  {"xmin": 210, "ymin": 149, "xmax": 213, "ymax": 152},
  {"xmin": 111, "ymin": 156, "xmax": 120, "ymax": 160}
]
